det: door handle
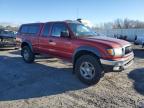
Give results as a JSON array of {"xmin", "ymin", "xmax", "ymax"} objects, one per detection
[
  {"xmin": 49, "ymin": 40, "xmax": 53, "ymax": 42},
  {"xmin": 49, "ymin": 39, "xmax": 56, "ymax": 45}
]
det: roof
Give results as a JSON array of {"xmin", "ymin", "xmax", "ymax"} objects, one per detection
[
  {"xmin": 21, "ymin": 20, "xmax": 81, "ymax": 26},
  {"xmin": 64, "ymin": 20, "xmax": 81, "ymax": 24},
  {"xmin": 21, "ymin": 22, "xmax": 44, "ymax": 26}
]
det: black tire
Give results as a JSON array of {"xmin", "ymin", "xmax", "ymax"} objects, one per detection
[
  {"xmin": 21, "ymin": 46, "xmax": 35, "ymax": 63},
  {"xmin": 75, "ymin": 55, "xmax": 104, "ymax": 85}
]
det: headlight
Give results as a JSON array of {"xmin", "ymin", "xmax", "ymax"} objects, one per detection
[
  {"xmin": 114, "ymin": 48, "xmax": 123, "ymax": 56},
  {"xmin": 107, "ymin": 49, "xmax": 115, "ymax": 56},
  {"xmin": 107, "ymin": 48, "xmax": 123, "ymax": 56}
]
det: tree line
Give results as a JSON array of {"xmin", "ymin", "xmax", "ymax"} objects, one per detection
[
  {"xmin": 96, "ymin": 19, "xmax": 144, "ymax": 29},
  {"xmin": 1, "ymin": 19, "xmax": 144, "ymax": 31},
  {"xmin": 113, "ymin": 19, "xmax": 144, "ymax": 29},
  {"xmin": 0, "ymin": 25, "xmax": 19, "ymax": 32}
]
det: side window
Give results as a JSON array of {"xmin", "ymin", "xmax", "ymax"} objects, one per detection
[
  {"xmin": 20, "ymin": 24, "xmax": 40, "ymax": 35},
  {"xmin": 28, "ymin": 24, "xmax": 40, "ymax": 34},
  {"xmin": 20, "ymin": 26, "xmax": 28, "ymax": 34},
  {"xmin": 42, "ymin": 23, "xmax": 51, "ymax": 37},
  {"xmin": 51, "ymin": 23, "xmax": 68, "ymax": 37}
]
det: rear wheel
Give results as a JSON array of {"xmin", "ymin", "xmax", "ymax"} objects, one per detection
[
  {"xmin": 75, "ymin": 55, "xmax": 104, "ymax": 85},
  {"xmin": 21, "ymin": 46, "xmax": 35, "ymax": 63}
]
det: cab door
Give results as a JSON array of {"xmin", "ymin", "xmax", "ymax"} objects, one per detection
[{"xmin": 48, "ymin": 22, "xmax": 73, "ymax": 59}]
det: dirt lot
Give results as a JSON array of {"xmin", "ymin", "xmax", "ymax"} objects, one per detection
[{"xmin": 0, "ymin": 45, "xmax": 144, "ymax": 108}]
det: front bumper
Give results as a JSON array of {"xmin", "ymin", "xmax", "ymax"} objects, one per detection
[{"xmin": 100, "ymin": 52, "xmax": 134, "ymax": 71}]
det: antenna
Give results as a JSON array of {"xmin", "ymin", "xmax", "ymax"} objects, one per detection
[{"xmin": 76, "ymin": 8, "xmax": 79, "ymax": 19}]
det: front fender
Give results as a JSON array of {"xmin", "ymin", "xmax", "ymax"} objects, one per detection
[{"xmin": 72, "ymin": 46, "xmax": 101, "ymax": 64}]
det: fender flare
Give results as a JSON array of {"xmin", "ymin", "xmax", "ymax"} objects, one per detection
[
  {"xmin": 72, "ymin": 46, "xmax": 101, "ymax": 64},
  {"xmin": 21, "ymin": 40, "xmax": 33, "ymax": 51}
]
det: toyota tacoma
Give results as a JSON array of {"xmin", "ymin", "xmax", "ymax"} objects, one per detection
[{"xmin": 16, "ymin": 20, "xmax": 134, "ymax": 85}]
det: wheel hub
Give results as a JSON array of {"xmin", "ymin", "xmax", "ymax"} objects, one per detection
[
  {"xmin": 23, "ymin": 49, "xmax": 29, "ymax": 60},
  {"xmin": 80, "ymin": 62, "xmax": 95, "ymax": 80}
]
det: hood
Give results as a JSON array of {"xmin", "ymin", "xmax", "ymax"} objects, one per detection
[{"xmin": 80, "ymin": 36, "xmax": 131, "ymax": 48}]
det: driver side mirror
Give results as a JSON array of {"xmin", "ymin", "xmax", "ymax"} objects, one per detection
[{"xmin": 61, "ymin": 31, "xmax": 70, "ymax": 38}]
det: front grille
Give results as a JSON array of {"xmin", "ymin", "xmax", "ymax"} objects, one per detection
[{"xmin": 125, "ymin": 46, "xmax": 133, "ymax": 55}]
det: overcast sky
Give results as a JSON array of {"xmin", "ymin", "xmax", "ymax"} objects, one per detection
[{"xmin": 0, "ymin": 0, "xmax": 144, "ymax": 24}]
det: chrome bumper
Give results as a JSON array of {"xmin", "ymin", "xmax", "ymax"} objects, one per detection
[{"xmin": 100, "ymin": 52, "xmax": 134, "ymax": 71}]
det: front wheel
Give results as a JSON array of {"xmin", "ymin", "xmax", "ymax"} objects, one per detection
[
  {"xmin": 21, "ymin": 46, "xmax": 35, "ymax": 63},
  {"xmin": 75, "ymin": 55, "xmax": 104, "ymax": 85}
]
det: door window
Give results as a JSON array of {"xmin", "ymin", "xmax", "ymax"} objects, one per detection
[
  {"xmin": 51, "ymin": 23, "xmax": 69, "ymax": 37},
  {"xmin": 42, "ymin": 23, "xmax": 51, "ymax": 37}
]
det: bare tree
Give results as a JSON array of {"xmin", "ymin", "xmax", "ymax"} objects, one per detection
[
  {"xmin": 113, "ymin": 19, "xmax": 123, "ymax": 29},
  {"xmin": 94, "ymin": 18, "xmax": 144, "ymax": 29}
]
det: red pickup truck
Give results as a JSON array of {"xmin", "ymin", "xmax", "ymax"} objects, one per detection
[{"xmin": 17, "ymin": 20, "xmax": 134, "ymax": 85}]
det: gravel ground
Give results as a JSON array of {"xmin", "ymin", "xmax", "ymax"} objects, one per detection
[{"xmin": 0, "ymin": 45, "xmax": 143, "ymax": 108}]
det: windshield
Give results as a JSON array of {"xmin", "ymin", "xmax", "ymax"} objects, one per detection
[{"xmin": 69, "ymin": 23, "xmax": 97, "ymax": 37}]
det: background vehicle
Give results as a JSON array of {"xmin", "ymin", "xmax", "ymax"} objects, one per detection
[
  {"xmin": 0, "ymin": 29, "xmax": 17, "ymax": 47},
  {"xmin": 134, "ymin": 35, "xmax": 144, "ymax": 47},
  {"xmin": 0, "ymin": 29, "xmax": 16, "ymax": 40},
  {"xmin": 17, "ymin": 20, "xmax": 134, "ymax": 85}
]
